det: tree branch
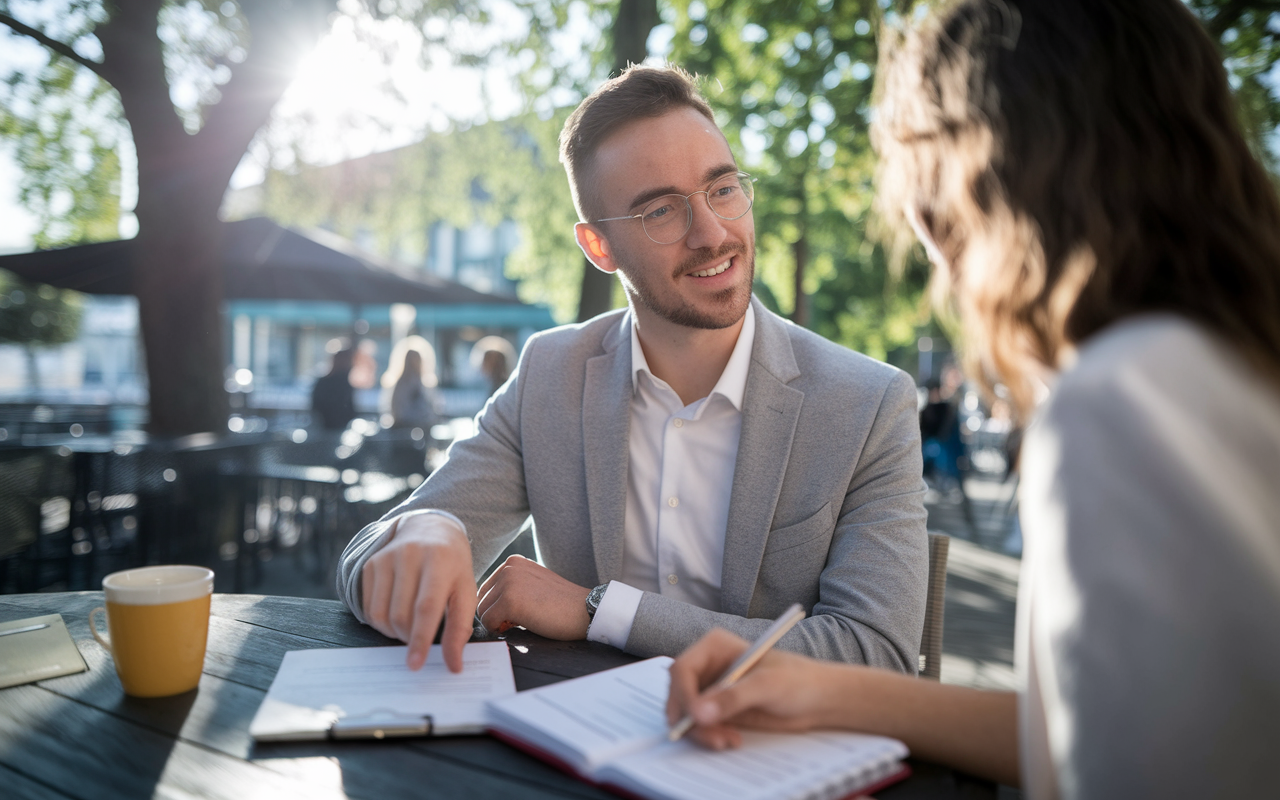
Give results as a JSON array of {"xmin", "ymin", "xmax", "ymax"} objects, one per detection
[
  {"xmin": 194, "ymin": 1, "xmax": 338, "ymax": 185},
  {"xmin": 92, "ymin": 0, "xmax": 188, "ymax": 156},
  {"xmin": 0, "ymin": 12, "xmax": 105, "ymax": 78}
]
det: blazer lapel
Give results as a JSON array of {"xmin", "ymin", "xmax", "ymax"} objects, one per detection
[
  {"xmin": 582, "ymin": 313, "xmax": 633, "ymax": 583},
  {"xmin": 720, "ymin": 300, "xmax": 804, "ymax": 616}
]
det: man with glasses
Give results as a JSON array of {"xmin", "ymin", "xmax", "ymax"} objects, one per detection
[{"xmin": 337, "ymin": 66, "xmax": 928, "ymax": 675}]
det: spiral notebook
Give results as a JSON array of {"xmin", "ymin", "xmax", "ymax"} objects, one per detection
[{"xmin": 486, "ymin": 657, "xmax": 910, "ymax": 800}]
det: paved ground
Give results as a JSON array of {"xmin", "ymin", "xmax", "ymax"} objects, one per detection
[
  {"xmin": 927, "ymin": 474, "xmax": 1022, "ymax": 691},
  {"xmin": 926, "ymin": 473, "xmax": 1022, "ymax": 798}
]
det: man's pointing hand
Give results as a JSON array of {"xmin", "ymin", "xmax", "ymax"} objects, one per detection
[{"xmin": 360, "ymin": 512, "xmax": 477, "ymax": 672}]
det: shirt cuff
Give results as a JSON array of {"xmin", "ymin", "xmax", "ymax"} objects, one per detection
[
  {"xmin": 351, "ymin": 510, "xmax": 468, "ymax": 623},
  {"xmin": 392, "ymin": 508, "xmax": 468, "ymax": 542},
  {"xmin": 586, "ymin": 581, "xmax": 643, "ymax": 649}
]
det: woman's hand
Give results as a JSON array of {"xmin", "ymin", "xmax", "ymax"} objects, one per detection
[
  {"xmin": 665, "ymin": 628, "xmax": 851, "ymax": 749},
  {"xmin": 667, "ymin": 628, "xmax": 1021, "ymax": 786}
]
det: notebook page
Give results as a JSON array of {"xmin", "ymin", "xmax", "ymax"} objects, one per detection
[
  {"xmin": 602, "ymin": 729, "xmax": 908, "ymax": 800},
  {"xmin": 486, "ymin": 656, "xmax": 674, "ymax": 774},
  {"xmin": 250, "ymin": 642, "xmax": 516, "ymax": 739}
]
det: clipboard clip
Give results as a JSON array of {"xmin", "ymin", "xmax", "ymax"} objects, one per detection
[{"xmin": 328, "ymin": 710, "xmax": 434, "ymax": 740}]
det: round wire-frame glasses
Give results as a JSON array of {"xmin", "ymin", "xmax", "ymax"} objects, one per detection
[{"xmin": 596, "ymin": 171, "xmax": 756, "ymax": 244}]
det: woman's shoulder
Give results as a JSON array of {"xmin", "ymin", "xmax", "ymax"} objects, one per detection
[
  {"xmin": 1045, "ymin": 314, "xmax": 1277, "ymax": 430},
  {"xmin": 1060, "ymin": 314, "xmax": 1223, "ymax": 389},
  {"xmin": 1025, "ymin": 313, "xmax": 1280, "ymax": 513}
]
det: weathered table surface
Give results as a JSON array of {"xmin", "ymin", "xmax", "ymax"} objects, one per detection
[{"xmin": 0, "ymin": 593, "xmax": 994, "ymax": 799}]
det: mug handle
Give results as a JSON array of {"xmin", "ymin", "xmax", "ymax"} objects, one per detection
[{"xmin": 89, "ymin": 606, "xmax": 111, "ymax": 653}]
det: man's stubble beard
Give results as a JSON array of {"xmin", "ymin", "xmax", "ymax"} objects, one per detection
[{"xmin": 615, "ymin": 240, "xmax": 756, "ymax": 331}]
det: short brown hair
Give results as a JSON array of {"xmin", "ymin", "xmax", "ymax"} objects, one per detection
[
  {"xmin": 874, "ymin": 0, "xmax": 1280, "ymax": 415},
  {"xmin": 560, "ymin": 65, "xmax": 717, "ymax": 222}
]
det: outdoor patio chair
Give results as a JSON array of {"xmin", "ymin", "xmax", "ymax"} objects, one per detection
[
  {"xmin": 920, "ymin": 531, "xmax": 950, "ymax": 680},
  {"xmin": 0, "ymin": 446, "xmax": 74, "ymax": 593}
]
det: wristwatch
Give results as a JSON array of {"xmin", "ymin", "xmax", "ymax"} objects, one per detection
[{"xmin": 585, "ymin": 583, "xmax": 609, "ymax": 618}]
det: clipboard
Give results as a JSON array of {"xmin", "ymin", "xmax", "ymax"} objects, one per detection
[
  {"xmin": 328, "ymin": 709, "xmax": 433, "ymax": 739},
  {"xmin": 249, "ymin": 642, "xmax": 516, "ymax": 742}
]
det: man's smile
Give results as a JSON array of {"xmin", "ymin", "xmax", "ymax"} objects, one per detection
[{"xmin": 688, "ymin": 258, "xmax": 732, "ymax": 278}]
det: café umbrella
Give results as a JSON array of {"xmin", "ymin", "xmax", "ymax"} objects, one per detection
[{"xmin": 0, "ymin": 216, "xmax": 528, "ymax": 308}]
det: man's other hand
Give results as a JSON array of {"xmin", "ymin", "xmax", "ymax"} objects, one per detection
[
  {"xmin": 361, "ymin": 512, "xmax": 476, "ymax": 673},
  {"xmin": 476, "ymin": 555, "xmax": 591, "ymax": 641}
]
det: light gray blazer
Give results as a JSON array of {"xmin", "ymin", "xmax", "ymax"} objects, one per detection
[{"xmin": 338, "ymin": 298, "xmax": 929, "ymax": 670}]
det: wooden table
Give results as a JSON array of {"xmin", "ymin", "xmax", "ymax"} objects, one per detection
[{"xmin": 0, "ymin": 593, "xmax": 995, "ymax": 799}]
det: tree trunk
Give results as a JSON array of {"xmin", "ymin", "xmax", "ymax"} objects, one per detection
[
  {"xmin": 612, "ymin": 0, "xmax": 660, "ymax": 72},
  {"xmin": 90, "ymin": 0, "xmax": 334, "ymax": 435},
  {"xmin": 791, "ymin": 233, "xmax": 809, "ymax": 328},
  {"xmin": 792, "ymin": 181, "xmax": 809, "ymax": 328},
  {"xmin": 575, "ymin": 0, "xmax": 660, "ymax": 323},
  {"xmin": 132, "ymin": 193, "xmax": 229, "ymax": 436},
  {"xmin": 576, "ymin": 256, "xmax": 616, "ymax": 323}
]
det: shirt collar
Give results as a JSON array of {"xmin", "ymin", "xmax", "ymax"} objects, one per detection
[{"xmin": 629, "ymin": 303, "xmax": 756, "ymax": 411}]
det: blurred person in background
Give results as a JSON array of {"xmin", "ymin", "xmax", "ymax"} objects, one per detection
[
  {"xmin": 667, "ymin": 1, "xmax": 1280, "ymax": 797},
  {"xmin": 311, "ymin": 341, "xmax": 356, "ymax": 430},
  {"xmin": 919, "ymin": 364, "xmax": 967, "ymax": 486},
  {"xmin": 471, "ymin": 335, "xmax": 515, "ymax": 397},
  {"xmin": 348, "ymin": 338, "xmax": 379, "ymax": 391},
  {"xmin": 919, "ymin": 362, "xmax": 977, "ymax": 533},
  {"xmin": 383, "ymin": 335, "xmax": 440, "ymax": 431}
]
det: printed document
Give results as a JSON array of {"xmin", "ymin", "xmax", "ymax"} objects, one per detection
[{"xmin": 250, "ymin": 642, "xmax": 515, "ymax": 741}]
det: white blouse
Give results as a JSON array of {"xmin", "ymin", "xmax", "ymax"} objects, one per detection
[{"xmin": 1017, "ymin": 315, "xmax": 1280, "ymax": 798}]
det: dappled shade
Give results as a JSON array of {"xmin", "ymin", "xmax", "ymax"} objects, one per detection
[{"xmin": 0, "ymin": 217, "xmax": 524, "ymax": 307}]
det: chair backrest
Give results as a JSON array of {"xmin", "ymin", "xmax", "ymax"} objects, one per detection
[{"xmin": 920, "ymin": 531, "xmax": 950, "ymax": 680}]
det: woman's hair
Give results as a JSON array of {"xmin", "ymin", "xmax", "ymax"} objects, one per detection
[
  {"xmin": 470, "ymin": 335, "xmax": 515, "ymax": 382},
  {"xmin": 873, "ymin": 0, "xmax": 1280, "ymax": 414},
  {"xmin": 381, "ymin": 335, "xmax": 438, "ymax": 389}
]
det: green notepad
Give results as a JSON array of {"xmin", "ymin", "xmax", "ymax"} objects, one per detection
[{"xmin": 0, "ymin": 614, "xmax": 89, "ymax": 689}]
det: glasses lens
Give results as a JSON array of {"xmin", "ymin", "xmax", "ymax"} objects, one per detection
[
  {"xmin": 641, "ymin": 195, "xmax": 693, "ymax": 244},
  {"xmin": 707, "ymin": 173, "xmax": 754, "ymax": 220}
]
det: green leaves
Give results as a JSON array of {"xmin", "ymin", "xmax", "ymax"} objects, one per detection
[
  {"xmin": 0, "ymin": 51, "xmax": 123, "ymax": 249},
  {"xmin": 667, "ymin": 0, "xmax": 928, "ymax": 359},
  {"xmin": 1188, "ymin": 0, "xmax": 1280, "ymax": 176},
  {"xmin": 0, "ymin": 274, "xmax": 83, "ymax": 346}
]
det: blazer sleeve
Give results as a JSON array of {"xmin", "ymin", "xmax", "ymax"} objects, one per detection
[
  {"xmin": 622, "ymin": 370, "xmax": 929, "ymax": 669},
  {"xmin": 335, "ymin": 337, "xmax": 538, "ymax": 620}
]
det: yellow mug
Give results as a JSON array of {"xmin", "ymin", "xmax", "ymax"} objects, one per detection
[{"xmin": 89, "ymin": 565, "xmax": 214, "ymax": 698}]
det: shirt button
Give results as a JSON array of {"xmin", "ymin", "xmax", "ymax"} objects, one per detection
[
  {"xmin": 673, "ymin": 419, "xmax": 684, "ymax": 428},
  {"xmin": 667, "ymin": 574, "xmax": 678, "ymax": 585},
  {"xmin": 668, "ymin": 497, "xmax": 679, "ymax": 508}
]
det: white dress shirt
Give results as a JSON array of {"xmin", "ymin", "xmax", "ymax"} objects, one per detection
[{"xmin": 586, "ymin": 305, "xmax": 756, "ymax": 648}]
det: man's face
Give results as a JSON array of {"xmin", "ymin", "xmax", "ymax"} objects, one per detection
[{"xmin": 589, "ymin": 106, "xmax": 755, "ymax": 330}]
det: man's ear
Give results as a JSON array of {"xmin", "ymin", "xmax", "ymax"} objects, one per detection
[{"xmin": 574, "ymin": 223, "xmax": 616, "ymax": 274}]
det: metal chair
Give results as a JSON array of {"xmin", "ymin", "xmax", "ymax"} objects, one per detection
[
  {"xmin": 920, "ymin": 531, "xmax": 950, "ymax": 680},
  {"xmin": 0, "ymin": 446, "xmax": 74, "ymax": 593}
]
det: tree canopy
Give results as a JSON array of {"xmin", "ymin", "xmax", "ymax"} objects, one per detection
[
  {"xmin": 0, "ymin": 0, "xmax": 475, "ymax": 433},
  {"xmin": 4, "ymin": 0, "xmax": 1280, "ymax": 429}
]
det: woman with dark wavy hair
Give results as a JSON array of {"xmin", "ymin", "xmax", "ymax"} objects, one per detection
[{"xmin": 666, "ymin": 1, "xmax": 1280, "ymax": 796}]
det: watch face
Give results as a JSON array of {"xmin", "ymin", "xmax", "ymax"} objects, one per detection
[{"xmin": 586, "ymin": 584, "xmax": 607, "ymax": 615}]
